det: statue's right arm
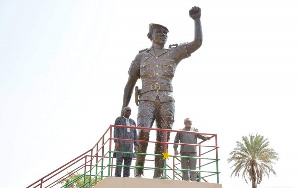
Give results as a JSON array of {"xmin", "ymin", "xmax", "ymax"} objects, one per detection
[
  {"xmin": 122, "ymin": 75, "xmax": 138, "ymax": 111},
  {"xmin": 121, "ymin": 53, "xmax": 142, "ymax": 114}
]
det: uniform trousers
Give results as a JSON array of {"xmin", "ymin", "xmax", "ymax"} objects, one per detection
[{"xmin": 136, "ymin": 98, "xmax": 174, "ymax": 178}]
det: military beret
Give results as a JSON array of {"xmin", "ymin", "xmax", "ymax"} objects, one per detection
[{"xmin": 149, "ymin": 23, "xmax": 169, "ymax": 32}]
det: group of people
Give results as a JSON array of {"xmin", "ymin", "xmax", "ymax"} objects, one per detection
[{"xmin": 113, "ymin": 106, "xmax": 209, "ymax": 181}]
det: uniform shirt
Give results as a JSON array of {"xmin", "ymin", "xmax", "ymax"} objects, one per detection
[
  {"xmin": 114, "ymin": 116, "xmax": 139, "ymax": 157},
  {"xmin": 173, "ymin": 127, "xmax": 206, "ymax": 153},
  {"xmin": 128, "ymin": 43, "xmax": 190, "ymax": 102}
]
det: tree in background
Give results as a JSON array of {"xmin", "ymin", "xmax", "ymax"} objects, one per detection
[
  {"xmin": 60, "ymin": 172, "xmax": 100, "ymax": 188},
  {"xmin": 228, "ymin": 134, "xmax": 278, "ymax": 188}
]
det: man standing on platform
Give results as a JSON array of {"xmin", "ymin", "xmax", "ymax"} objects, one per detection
[
  {"xmin": 173, "ymin": 118, "xmax": 208, "ymax": 181},
  {"xmin": 114, "ymin": 107, "xmax": 139, "ymax": 177}
]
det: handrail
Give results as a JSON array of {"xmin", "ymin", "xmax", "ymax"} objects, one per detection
[
  {"xmin": 27, "ymin": 125, "xmax": 220, "ymax": 187},
  {"xmin": 26, "ymin": 149, "xmax": 91, "ymax": 188}
]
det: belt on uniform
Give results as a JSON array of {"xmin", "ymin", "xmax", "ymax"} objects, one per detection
[{"xmin": 140, "ymin": 83, "xmax": 173, "ymax": 94}]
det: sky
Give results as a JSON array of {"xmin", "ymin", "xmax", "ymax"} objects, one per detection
[{"xmin": 0, "ymin": 0, "xmax": 299, "ymax": 187}]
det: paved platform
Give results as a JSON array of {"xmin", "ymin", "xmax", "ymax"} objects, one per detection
[{"xmin": 94, "ymin": 177, "xmax": 222, "ymax": 188}]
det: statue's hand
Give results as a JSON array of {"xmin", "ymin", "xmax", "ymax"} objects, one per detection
[{"xmin": 189, "ymin": 6, "xmax": 201, "ymax": 20}]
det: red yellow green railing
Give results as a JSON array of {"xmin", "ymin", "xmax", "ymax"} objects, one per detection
[{"xmin": 27, "ymin": 125, "xmax": 220, "ymax": 188}]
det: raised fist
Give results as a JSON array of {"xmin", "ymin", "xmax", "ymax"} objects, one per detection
[{"xmin": 189, "ymin": 6, "xmax": 201, "ymax": 20}]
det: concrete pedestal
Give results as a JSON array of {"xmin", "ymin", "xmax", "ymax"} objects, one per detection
[{"xmin": 94, "ymin": 177, "xmax": 222, "ymax": 188}]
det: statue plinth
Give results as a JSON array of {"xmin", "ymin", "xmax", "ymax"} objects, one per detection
[{"xmin": 94, "ymin": 177, "xmax": 222, "ymax": 188}]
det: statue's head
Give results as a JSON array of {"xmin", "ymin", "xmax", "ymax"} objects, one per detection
[{"xmin": 147, "ymin": 23, "xmax": 169, "ymax": 44}]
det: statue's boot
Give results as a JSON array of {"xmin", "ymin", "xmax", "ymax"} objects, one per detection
[{"xmin": 135, "ymin": 130, "xmax": 149, "ymax": 176}]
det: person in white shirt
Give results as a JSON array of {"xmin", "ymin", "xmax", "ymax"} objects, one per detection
[{"xmin": 174, "ymin": 118, "xmax": 208, "ymax": 181}]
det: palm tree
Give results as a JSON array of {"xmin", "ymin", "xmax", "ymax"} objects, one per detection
[{"xmin": 228, "ymin": 134, "xmax": 278, "ymax": 188}]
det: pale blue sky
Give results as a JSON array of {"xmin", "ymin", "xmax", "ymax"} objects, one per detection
[{"xmin": 0, "ymin": 0, "xmax": 299, "ymax": 187}]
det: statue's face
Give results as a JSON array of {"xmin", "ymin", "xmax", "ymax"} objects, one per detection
[{"xmin": 152, "ymin": 28, "xmax": 168, "ymax": 45}]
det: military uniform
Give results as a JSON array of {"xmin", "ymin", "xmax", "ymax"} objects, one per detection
[{"xmin": 129, "ymin": 43, "xmax": 191, "ymax": 177}]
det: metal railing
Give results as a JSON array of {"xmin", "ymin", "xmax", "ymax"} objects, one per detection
[{"xmin": 27, "ymin": 125, "xmax": 220, "ymax": 188}]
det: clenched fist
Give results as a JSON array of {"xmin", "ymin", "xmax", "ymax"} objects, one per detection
[{"xmin": 189, "ymin": 6, "xmax": 201, "ymax": 20}]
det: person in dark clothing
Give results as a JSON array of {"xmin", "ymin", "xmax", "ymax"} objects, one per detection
[
  {"xmin": 114, "ymin": 107, "xmax": 139, "ymax": 177},
  {"xmin": 173, "ymin": 118, "xmax": 208, "ymax": 181}
]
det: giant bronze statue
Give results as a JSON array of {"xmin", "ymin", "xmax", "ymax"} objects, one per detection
[{"xmin": 121, "ymin": 6, "xmax": 203, "ymax": 178}]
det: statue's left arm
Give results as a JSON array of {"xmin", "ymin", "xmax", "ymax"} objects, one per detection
[{"xmin": 186, "ymin": 6, "xmax": 203, "ymax": 54}]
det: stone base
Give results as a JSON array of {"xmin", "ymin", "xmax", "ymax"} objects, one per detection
[{"xmin": 94, "ymin": 177, "xmax": 222, "ymax": 188}]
